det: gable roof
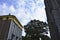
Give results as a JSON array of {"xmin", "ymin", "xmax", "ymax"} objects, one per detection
[{"xmin": 0, "ymin": 15, "xmax": 23, "ymax": 29}]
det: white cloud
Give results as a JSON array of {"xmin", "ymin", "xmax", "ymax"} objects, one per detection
[
  {"xmin": 0, "ymin": 3, "xmax": 16, "ymax": 15},
  {"xmin": 0, "ymin": 0, "xmax": 47, "ymax": 26},
  {"xmin": 0, "ymin": 3, "xmax": 9, "ymax": 15},
  {"xmin": 15, "ymin": 0, "xmax": 47, "ymax": 25},
  {"xmin": 2, "ymin": 3, "xmax": 7, "ymax": 9},
  {"xmin": 0, "ymin": 0, "xmax": 47, "ymax": 25},
  {"xmin": 9, "ymin": 5, "xmax": 16, "ymax": 13}
]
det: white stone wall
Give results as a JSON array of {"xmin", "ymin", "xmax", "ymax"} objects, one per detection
[{"xmin": 7, "ymin": 20, "xmax": 22, "ymax": 40}]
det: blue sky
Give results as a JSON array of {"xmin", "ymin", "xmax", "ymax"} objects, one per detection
[
  {"xmin": 0, "ymin": 0, "xmax": 49, "ymax": 36},
  {"xmin": 0, "ymin": 0, "xmax": 47, "ymax": 25}
]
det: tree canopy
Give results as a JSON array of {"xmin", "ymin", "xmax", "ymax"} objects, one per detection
[{"xmin": 23, "ymin": 19, "xmax": 51, "ymax": 40}]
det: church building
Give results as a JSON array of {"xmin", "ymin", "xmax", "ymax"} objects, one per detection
[{"xmin": 0, "ymin": 15, "xmax": 23, "ymax": 40}]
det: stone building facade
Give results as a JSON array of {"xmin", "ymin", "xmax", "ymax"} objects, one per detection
[
  {"xmin": 44, "ymin": 0, "xmax": 60, "ymax": 40},
  {"xmin": 0, "ymin": 15, "xmax": 23, "ymax": 40}
]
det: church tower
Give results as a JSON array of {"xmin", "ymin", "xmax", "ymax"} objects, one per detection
[{"xmin": 44, "ymin": 0, "xmax": 60, "ymax": 40}]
